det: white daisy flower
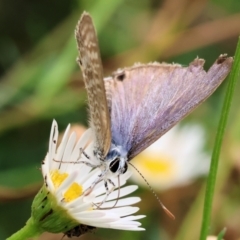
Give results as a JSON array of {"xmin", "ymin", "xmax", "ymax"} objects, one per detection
[
  {"xmin": 130, "ymin": 123, "xmax": 209, "ymax": 191},
  {"xmin": 207, "ymin": 236, "xmax": 218, "ymax": 240},
  {"xmin": 32, "ymin": 120, "xmax": 145, "ymax": 235}
]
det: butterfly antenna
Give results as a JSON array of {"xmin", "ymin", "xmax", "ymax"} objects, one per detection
[{"xmin": 128, "ymin": 162, "xmax": 175, "ymax": 220}]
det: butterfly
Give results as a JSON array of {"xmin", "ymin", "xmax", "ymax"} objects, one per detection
[{"xmin": 75, "ymin": 11, "xmax": 233, "ymax": 200}]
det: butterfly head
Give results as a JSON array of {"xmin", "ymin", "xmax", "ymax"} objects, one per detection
[{"xmin": 106, "ymin": 144, "xmax": 128, "ymax": 176}]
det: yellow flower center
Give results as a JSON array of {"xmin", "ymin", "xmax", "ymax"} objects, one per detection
[
  {"xmin": 51, "ymin": 170, "xmax": 83, "ymax": 203},
  {"xmin": 133, "ymin": 152, "xmax": 176, "ymax": 177},
  {"xmin": 51, "ymin": 170, "xmax": 68, "ymax": 188},
  {"xmin": 64, "ymin": 182, "xmax": 83, "ymax": 202}
]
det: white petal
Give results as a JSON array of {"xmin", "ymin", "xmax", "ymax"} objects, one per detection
[
  {"xmin": 48, "ymin": 120, "xmax": 59, "ymax": 170},
  {"xmin": 99, "ymin": 197, "xmax": 141, "ymax": 208},
  {"xmin": 62, "ymin": 132, "xmax": 76, "ymax": 162},
  {"xmin": 119, "ymin": 215, "xmax": 146, "ymax": 221},
  {"xmin": 68, "ymin": 201, "xmax": 91, "ymax": 214},
  {"xmin": 80, "ymin": 221, "xmax": 145, "ymax": 231},
  {"xmin": 74, "ymin": 210, "xmax": 106, "ymax": 218},
  {"xmin": 108, "ymin": 225, "xmax": 145, "ymax": 231},
  {"xmin": 81, "ymin": 168, "xmax": 102, "ymax": 189},
  {"xmin": 94, "ymin": 185, "xmax": 138, "ymax": 202},
  {"xmin": 58, "ymin": 132, "xmax": 76, "ymax": 173},
  {"xmin": 103, "ymin": 206, "xmax": 140, "ymax": 217},
  {"xmin": 41, "ymin": 154, "xmax": 49, "ymax": 175},
  {"xmin": 76, "ymin": 216, "xmax": 118, "ymax": 225},
  {"xmin": 45, "ymin": 168, "xmax": 55, "ymax": 193},
  {"xmin": 74, "ymin": 163, "xmax": 93, "ymax": 185},
  {"xmin": 50, "ymin": 124, "xmax": 71, "ymax": 171},
  {"xmin": 70, "ymin": 128, "xmax": 93, "ymax": 162},
  {"xmin": 111, "ymin": 220, "xmax": 142, "ymax": 227},
  {"xmin": 55, "ymin": 124, "xmax": 71, "ymax": 161}
]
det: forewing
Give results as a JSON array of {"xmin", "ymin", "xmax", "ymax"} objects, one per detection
[
  {"xmin": 105, "ymin": 55, "xmax": 233, "ymax": 160},
  {"xmin": 75, "ymin": 12, "xmax": 111, "ymax": 156}
]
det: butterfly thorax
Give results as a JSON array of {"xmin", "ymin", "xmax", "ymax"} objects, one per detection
[{"xmin": 104, "ymin": 143, "xmax": 128, "ymax": 176}]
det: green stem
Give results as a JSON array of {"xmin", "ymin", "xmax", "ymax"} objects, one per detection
[
  {"xmin": 199, "ymin": 38, "xmax": 240, "ymax": 240},
  {"xmin": 6, "ymin": 217, "xmax": 43, "ymax": 240}
]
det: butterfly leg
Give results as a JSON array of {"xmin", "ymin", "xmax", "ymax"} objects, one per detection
[
  {"xmin": 53, "ymin": 158, "xmax": 100, "ymax": 168},
  {"xmin": 79, "ymin": 147, "xmax": 90, "ymax": 159},
  {"xmin": 76, "ymin": 147, "xmax": 101, "ymax": 168},
  {"xmin": 52, "ymin": 148, "xmax": 92, "ymax": 164},
  {"xmin": 94, "ymin": 178, "xmax": 116, "ymax": 208},
  {"xmin": 83, "ymin": 169, "xmax": 107, "ymax": 196},
  {"xmin": 106, "ymin": 178, "xmax": 116, "ymax": 195},
  {"xmin": 77, "ymin": 161, "xmax": 100, "ymax": 168},
  {"xmin": 105, "ymin": 178, "xmax": 116, "ymax": 200}
]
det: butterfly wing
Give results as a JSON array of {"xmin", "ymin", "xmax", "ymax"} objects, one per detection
[
  {"xmin": 75, "ymin": 12, "xmax": 111, "ymax": 156},
  {"xmin": 105, "ymin": 55, "xmax": 233, "ymax": 160}
]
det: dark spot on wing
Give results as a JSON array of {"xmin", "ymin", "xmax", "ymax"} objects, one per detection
[
  {"xmin": 77, "ymin": 57, "xmax": 82, "ymax": 66},
  {"xmin": 217, "ymin": 54, "xmax": 228, "ymax": 64},
  {"xmin": 116, "ymin": 72, "xmax": 126, "ymax": 81}
]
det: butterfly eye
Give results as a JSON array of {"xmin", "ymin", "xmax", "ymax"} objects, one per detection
[
  {"xmin": 109, "ymin": 158, "xmax": 120, "ymax": 173},
  {"xmin": 109, "ymin": 158, "xmax": 128, "ymax": 174}
]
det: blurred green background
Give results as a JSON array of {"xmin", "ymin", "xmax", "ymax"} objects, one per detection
[{"xmin": 0, "ymin": 0, "xmax": 240, "ymax": 239}]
